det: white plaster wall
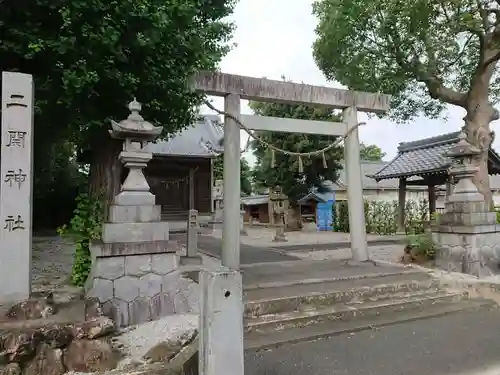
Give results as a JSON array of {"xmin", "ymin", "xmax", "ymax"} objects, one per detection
[{"xmin": 359, "ymin": 189, "xmax": 428, "ymax": 202}]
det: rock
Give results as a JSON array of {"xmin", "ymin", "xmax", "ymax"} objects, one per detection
[
  {"xmin": 84, "ymin": 298, "xmax": 104, "ymax": 320},
  {"xmin": 402, "ymin": 253, "xmax": 413, "ymax": 264},
  {"xmin": 72, "ymin": 317, "xmax": 115, "ymax": 340},
  {"xmin": 143, "ymin": 341, "xmax": 183, "ymax": 363},
  {"xmin": 41, "ymin": 326, "xmax": 74, "ymax": 348},
  {"xmin": 64, "ymin": 339, "xmax": 120, "ymax": 373},
  {"xmin": 2, "ymin": 331, "xmax": 42, "ymax": 362},
  {"xmin": 24, "ymin": 344, "xmax": 65, "ymax": 375},
  {"xmin": 5, "ymin": 293, "xmax": 56, "ymax": 320},
  {"xmin": 0, "ymin": 363, "xmax": 21, "ymax": 375}
]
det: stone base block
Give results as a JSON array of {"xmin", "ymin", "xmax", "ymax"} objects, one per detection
[
  {"xmin": 109, "ymin": 204, "xmax": 161, "ymax": 223},
  {"xmin": 85, "ymin": 252, "xmax": 199, "ymax": 327},
  {"xmin": 114, "ymin": 191, "xmax": 156, "ymax": 206},
  {"xmin": 102, "ymin": 222, "xmax": 169, "ymax": 243},
  {"xmin": 433, "ymin": 230, "xmax": 500, "ymax": 277},
  {"xmin": 91, "ymin": 240, "xmax": 181, "ymax": 257}
]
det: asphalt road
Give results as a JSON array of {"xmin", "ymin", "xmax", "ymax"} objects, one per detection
[{"xmin": 245, "ymin": 307, "xmax": 500, "ymax": 375}]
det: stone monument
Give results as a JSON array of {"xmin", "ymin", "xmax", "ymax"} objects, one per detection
[
  {"xmin": 85, "ymin": 99, "xmax": 197, "ymax": 326},
  {"xmin": 0, "ymin": 72, "xmax": 34, "ymax": 303},
  {"xmin": 432, "ymin": 131, "xmax": 500, "ymax": 277}
]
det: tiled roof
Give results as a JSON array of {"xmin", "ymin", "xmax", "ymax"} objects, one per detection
[
  {"xmin": 241, "ymin": 195, "xmax": 269, "ymax": 206},
  {"xmin": 333, "ymin": 161, "xmax": 426, "ymax": 191},
  {"xmin": 371, "ymin": 131, "xmax": 500, "ymax": 181},
  {"xmin": 144, "ymin": 114, "xmax": 223, "ymax": 157}
]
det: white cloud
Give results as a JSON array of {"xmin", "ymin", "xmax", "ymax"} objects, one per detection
[{"xmin": 201, "ymin": 0, "xmax": 500, "ymax": 166}]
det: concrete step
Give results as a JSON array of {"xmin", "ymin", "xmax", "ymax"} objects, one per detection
[
  {"xmin": 245, "ymin": 290, "xmax": 462, "ymax": 334},
  {"xmin": 244, "ymin": 297, "xmax": 496, "ymax": 350},
  {"xmin": 244, "ymin": 272, "xmax": 437, "ymax": 317}
]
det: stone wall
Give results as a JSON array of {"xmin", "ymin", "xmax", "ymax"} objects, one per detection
[
  {"xmin": 86, "ymin": 250, "xmax": 199, "ymax": 327},
  {"xmin": 433, "ymin": 226, "xmax": 500, "ymax": 277}
]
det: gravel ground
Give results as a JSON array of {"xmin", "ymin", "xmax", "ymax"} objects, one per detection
[{"xmin": 32, "ymin": 236, "xmax": 76, "ymax": 294}]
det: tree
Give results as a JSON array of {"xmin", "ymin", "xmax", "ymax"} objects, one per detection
[
  {"xmin": 0, "ymin": 0, "xmax": 236, "ymax": 214},
  {"xmin": 249, "ymin": 101, "xmax": 343, "ymax": 202},
  {"xmin": 360, "ymin": 143, "xmax": 386, "ymax": 161},
  {"xmin": 213, "ymin": 155, "xmax": 253, "ymax": 196},
  {"xmin": 313, "ymin": 0, "xmax": 500, "ymax": 205}
]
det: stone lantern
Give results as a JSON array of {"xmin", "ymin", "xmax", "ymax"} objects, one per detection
[
  {"xmin": 444, "ymin": 132, "xmax": 484, "ymax": 204},
  {"xmin": 269, "ymin": 186, "xmax": 288, "ymax": 242},
  {"xmin": 433, "ymin": 131, "xmax": 499, "ymax": 277},
  {"xmin": 86, "ymin": 99, "xmax": 190, "ymax": 327},
  {"xmin": 109, "ymin": 98, "xmax": 163, "ymax": 205}
]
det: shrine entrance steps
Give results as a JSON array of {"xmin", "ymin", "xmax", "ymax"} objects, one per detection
[{"xmin": 241, "ymin": 260, "xmax": 495, "ymax": 350}]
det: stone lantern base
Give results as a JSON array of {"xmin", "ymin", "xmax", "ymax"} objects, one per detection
[{"xmin": 432, "ymin": 202, "xmax": 500, "ymax": 277}]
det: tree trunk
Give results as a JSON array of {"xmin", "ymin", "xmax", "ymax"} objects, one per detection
[
  {"xmin": 463, "ymin": 97, "xmax": 497, "ymax": 209},
  {"xmin": 88, "ymin": 132, "xmax": 123, "ymax": 221}
]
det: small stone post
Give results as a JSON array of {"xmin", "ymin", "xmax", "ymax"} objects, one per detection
[
  {"xmin": 181, "ymin": 209, "xmax": 202, "ymax": 267},
  {"xmin": 240, "ymin": 207, "xmax": 247, "ymax": 236},
  {"xmin": 0, "ymin": 72, "xmax": 34, "ymax": 303},
  {"xmin": 199, "ymin": 268, "xmax": 244, "ymax": 375},
  {"xmin": 186, "ymin": 209, "xmax": 199, "ymax": 258}
]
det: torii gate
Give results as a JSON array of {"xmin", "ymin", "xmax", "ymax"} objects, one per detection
[{"xmin": 193, "ymin": 71, "xmax": 391, "ymax": 375}]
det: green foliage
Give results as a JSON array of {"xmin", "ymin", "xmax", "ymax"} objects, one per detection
[
  {"xmin": 57, "ymin": 193, "xmax": 104, "ymax": 287},
  {"xmin": 359, "ymin": 143, "xmax": 386, "ymax": 161},
  {"xmin": 249, "ymin": 100, "xmax": 343, "ymax": 201},
  {"xmin": 213, "ymin": 155, "xmax": 253, "ymax": 196},
  {"xmin": 312, "ymin": 0, "xmax": 500, "ymax": 122},
  {"xmin": 34, "ymin": 140, "xmax": 87, "ymax": 229},
  {"xmin": 405, "ymin": 233, "xmax": 436, "ymax": 260},
  {"xmin": 0, "ymin": 0, "xmax": 236, "ymax": 157},
  {"xmin": 334, "ymin": 199, "xmax": 429, "ymax": 235}
]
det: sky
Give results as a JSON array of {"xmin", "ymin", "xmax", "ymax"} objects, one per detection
[{"xmin": 201, "ymin": 0, "xmax": 499, "ymax": 165}]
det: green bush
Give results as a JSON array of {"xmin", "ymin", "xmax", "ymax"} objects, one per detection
[
  {"xmin": 405, "ymin": 232, "xmax": 436, "ymax": 260},
  {"xmin": 57, "ymin": 193, "xmax": 104, "ymax": 287},
  {"xmin": 334, "ymin": 199, "xmax": 429, "ymax": 235}
]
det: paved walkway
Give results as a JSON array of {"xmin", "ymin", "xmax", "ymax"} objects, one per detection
[
  {"xmin": 245, "ymin": 307, "xmax": 500, "ymax": 375},
  {"xmin": 209, "ymin": 227, "xmax": 405, "ymax": 248},
  {"xmin": 171, "ymin": 233, "xmax": 299, "ymax": 264}
]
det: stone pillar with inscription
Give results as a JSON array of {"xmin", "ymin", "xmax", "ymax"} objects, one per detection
[
  {"xmin": 85, "ymin": 99, "xmax": 198, "ymax": 327},
  {"xmin": 0, "ymin": 72, "xmax": 34, "ymax": 304}
]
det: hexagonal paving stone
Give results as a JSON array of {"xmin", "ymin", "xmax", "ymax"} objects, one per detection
[
  {"xmin": 94, "ymin": 257, "xmax": 125, "ymax": 280},
  {"xmin": 102, "ymin": 299, "xmax": 130, "ymax": 327},
  {"xmin": 87, "ymin": 278, "xmax": 114, "ymax": 302},
  {"xmin": 128, "ymin": 297, "xmax": 151, "ymax": 325},
  {"xmin": 151, "ymin": 253, "xmax": 178, "ymax": 275},
  {"xmin": 125, "ymin": 255, "xmax": 152, "ymax": 276},
  {"xmin": 114, "ymin": 275, "xmax": 140, "ymax": 302},
  {"xmin": 138, "ymin": 273, "xmax": 162, "ymax": 298}
]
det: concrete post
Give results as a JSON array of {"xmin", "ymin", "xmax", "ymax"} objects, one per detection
[
  {"xmin": 222, "ymin": 94, "xmax": 241, "ymax": 269},
  {"xmin": 240, "ymin": 209, "xmax": 247, "ymax": 236},
  {"xmin": 0, "ymin": 72, "xmax": 34, "ymax": 303},
  {"xmin": 343, "ymin": 106, "xmax": 369, "ymax": 262},
  {"xmin": 199, "ymin": 268, "xmax": 244, "ymax": 375},
  {"xmin": 187, "ymin": 209, "xmax": 198, "ymax": 258},
  {"xmin": 397, "ymin": 178, "xmax": 407, "ymax": 233},
  {"xmin": 189, "ymin": 168, "xmax": 195, "ymax": 210}
]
